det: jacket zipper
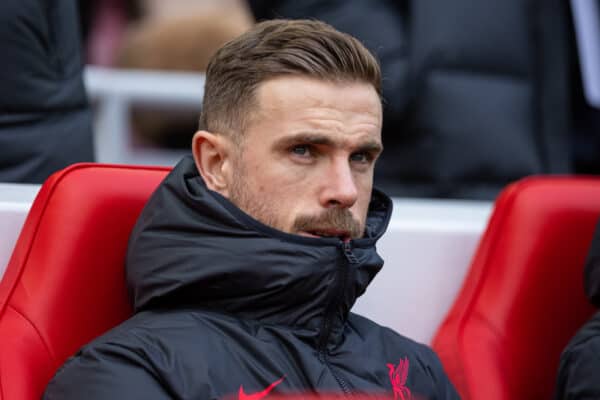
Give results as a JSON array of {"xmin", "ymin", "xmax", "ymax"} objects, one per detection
[{"xmin": 317, "ymin": 241, "xmax": 358, "ymax": 396}]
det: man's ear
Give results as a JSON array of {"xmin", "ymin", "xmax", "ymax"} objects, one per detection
[{"xmin": 191, "ymin": 130, "xmax": 234, "ymax": 196}]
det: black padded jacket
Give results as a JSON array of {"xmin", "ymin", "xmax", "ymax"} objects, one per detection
[
  {"xmin": 44, "ymin": 156, "xmax": 460, "ymax": 399},
  {"xmin": 554, "ymin": 222, "xmax": 600, "ymax": 399}
]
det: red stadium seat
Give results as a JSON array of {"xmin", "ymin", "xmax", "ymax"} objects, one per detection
[
  {"xmin": 0, "ymin": 163, "xmax": 169, "ymax": 400},
  {"xmin": 432, "ymin": 177, "xmax": 600, "ymax": 400}
]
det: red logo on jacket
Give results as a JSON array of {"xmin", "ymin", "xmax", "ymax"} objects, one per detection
[
  {"xmin": 238, "ymin": 376, "xmax": 285, "ymax": 400},
  {"xmin": 387, "ymin": 358, "xmax": 412, "ymax": 400}
]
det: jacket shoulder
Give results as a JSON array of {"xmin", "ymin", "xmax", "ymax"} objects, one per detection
[
  {"xmin": 555, "ymin": 312, "xmax": 600, "ymax": 399},
  {"xmin": 43, "ymin": 310, "xmax": 217, "ymax": 400},
  {"xmin": 44, "ymin": 327, "xmax": 171, "ymax": 399}
]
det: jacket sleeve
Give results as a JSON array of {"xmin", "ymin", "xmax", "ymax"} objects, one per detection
[
  {"xmin": 43, "ymin": 342, "xmax": 172, "ymax": 400},
  {"xmin": 554, "ymin": 336, "xmax": 600, "ymax": 400}
]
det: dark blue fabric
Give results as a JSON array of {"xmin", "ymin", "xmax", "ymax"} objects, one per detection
[
  {"xmin": 555, "ymin": 312, "xmax": 600, "ymax": 399},
  {"xmin": 555, "ymin": 221, "xmax": 600, "ymax": 399},
  {"xmin": 0, "ymin": 0, "xmax": 93, "ymax": 183}
]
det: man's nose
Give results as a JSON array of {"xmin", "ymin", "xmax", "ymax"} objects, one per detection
[{"xmin": 319, "ymin": 158, "xmax": 358, "ymax": 208}]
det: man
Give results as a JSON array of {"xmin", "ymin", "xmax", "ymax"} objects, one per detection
[{"xmin": 44, "ymin": 19, "xmax": 460, "ymax": 399}]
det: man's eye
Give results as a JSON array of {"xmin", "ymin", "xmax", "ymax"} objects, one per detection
[
  {"xmin": 291, "ymin": 145, "xmax": 311, "ymax": 156},
  {"xmin": 350, "ymin": 152, "xmax": 371, "ymax": 163}
]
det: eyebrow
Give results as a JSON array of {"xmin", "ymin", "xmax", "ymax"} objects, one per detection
[
  {"xmin": 275, "ymin": 132, "xmax": 384, "ymax": 154},
  {"xmin": 358, "ymin": 141, "xmax": 384, "ymax": 155}
]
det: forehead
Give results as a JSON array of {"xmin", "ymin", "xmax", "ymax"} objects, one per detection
[
  {"xmin": 255, "ymin": 76, "xmax": 382, "ymax": 119},
  {"xmin": 249, "ymin": 76, "xmax": 383, "ymax": 143}
]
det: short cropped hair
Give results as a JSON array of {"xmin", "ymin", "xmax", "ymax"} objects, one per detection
[{"xmin": 200, "ymin": 19, "xmax": 381, "ymax": 140}]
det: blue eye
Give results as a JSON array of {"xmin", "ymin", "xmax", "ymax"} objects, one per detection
[
  {"xmin": 291, "ymin": 145, "xmax": 310, "ymax": 156},
  {"xmin": 350, "ymin": 152, "xmax": 370, "ymax": 163}
]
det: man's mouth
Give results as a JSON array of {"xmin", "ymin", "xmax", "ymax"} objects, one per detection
[{"xmin": 298, "ymin": 229, "xmax": 351, "ymax": 242}]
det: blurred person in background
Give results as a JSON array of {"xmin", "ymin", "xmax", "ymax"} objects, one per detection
[
  {"xmin": 44, "ymin": 19, "xmax": 460, "ymax": 399},
  {"xmin": 0, "ymin": 0, "xmax": 94, "ymax": 183},
  {"xmin": 554, "ymin": 221, "xmax": 600, "ymax": 399},
  {"xmin": 248, "ymin": 0, "xmax": 574, "ymax": 200},
  {"xmin": 114, "ymin": 0, "xmax": 252, "ymax": 148},
  {"xmin": 79, "ymin": 0, "xmax": 253, "ymax": 149}
]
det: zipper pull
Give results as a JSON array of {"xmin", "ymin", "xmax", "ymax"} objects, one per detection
[{"xmin": 341, "ymin": 241, "xmax": 359, "ymax": 264}]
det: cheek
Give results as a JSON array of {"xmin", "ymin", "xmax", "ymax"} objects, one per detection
[
  {"xmin": 354, "ymin": 176, "xmax": 374, "ymax": 217},
  {"xmin": 260, "ymin": 180, "xmax": 311, "ymax": 225},
  {"xmin": 255, "ymin": 159, "xmax": 313, "ymax": 191},
  {"xmin": 240, "ymin": 154, "xmax": 325, "ymax": 220}
]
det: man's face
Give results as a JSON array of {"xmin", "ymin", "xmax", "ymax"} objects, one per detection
[{"xmin": 227, "ymin": 76, "xmax": 382, "ymax": 240}]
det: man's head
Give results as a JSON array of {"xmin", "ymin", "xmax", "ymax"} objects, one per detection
[{"xmin": 192, "ymin": 19, "xmax": 383, "ymax": 240}]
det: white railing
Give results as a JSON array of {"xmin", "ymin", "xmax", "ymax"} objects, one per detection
[
  {"xmin": 571, "ymin": 0, "xmax": 600, "ymax": 108},
  {"xmin": 0, "ymin": 184, "xmax": 41, "ymax": 280},
  {"xmin": 84, "ymin": 66, "xmax": 206, "ymax": 165}
]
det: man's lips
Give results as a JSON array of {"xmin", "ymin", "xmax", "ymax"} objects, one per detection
[{"xmin": 297, "ymin": 228, "xmax": 351, "ymax": 241}]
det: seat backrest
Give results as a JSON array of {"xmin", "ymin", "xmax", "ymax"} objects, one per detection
[
  {"xmin": 432, "ymin": 177, "xmax": 600, "ymax": 400},
  {"xmin": 0, "ymin": 163, "xmax": 169, "ymax": 400}
]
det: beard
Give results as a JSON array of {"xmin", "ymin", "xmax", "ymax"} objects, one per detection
[
  {"xmin": 229, "ymin": 186, "xmax": 280, "ymax": 230},
  {"xmin": 229, "ymin": 162, "xmax": 363, "ymax": 239},
  {"xmin": 228, "ymin": 160, "xmax": 282, "ymax": 230},
  {"xmin": 291, "ymin": 208, "xmax": 363, "ymax": 239}
]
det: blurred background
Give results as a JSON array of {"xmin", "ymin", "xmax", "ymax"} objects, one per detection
[{"xmin": 2, "ymin": 0, "xmax": 600, "ymax": 200}]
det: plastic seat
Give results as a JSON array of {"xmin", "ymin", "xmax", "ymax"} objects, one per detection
[
  {"xmin": 432, "ymin": 177, "xmax": 600, "ymax": 400},
  {"xmin": 0, "ymin": 163, "xmax": 169, "ymax": 400}
]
